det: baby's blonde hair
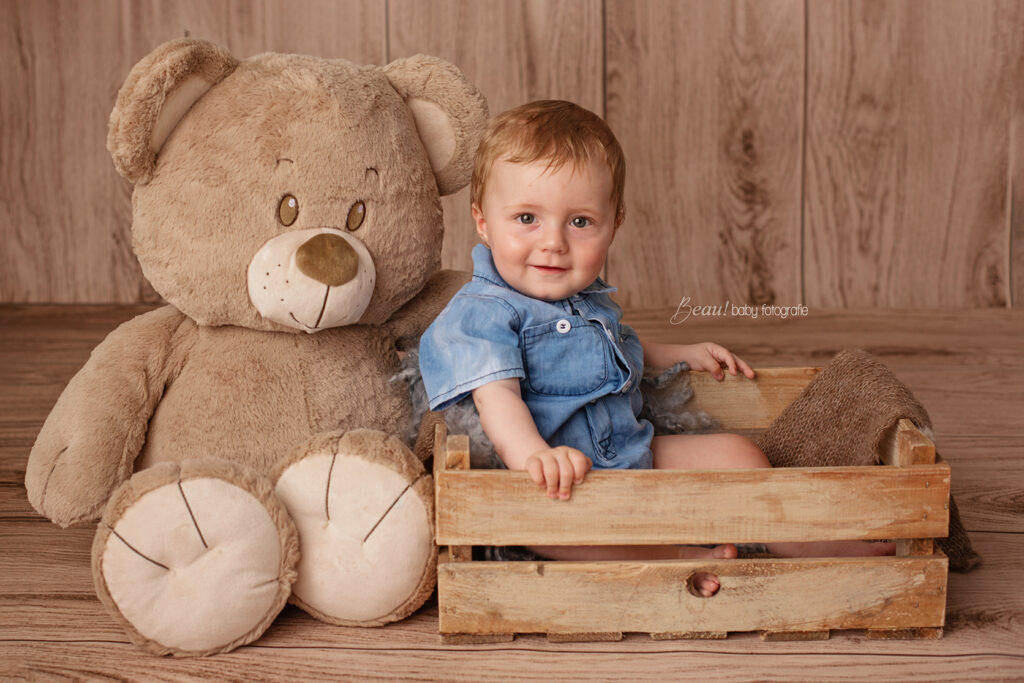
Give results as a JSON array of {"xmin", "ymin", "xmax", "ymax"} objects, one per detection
[{"xmin": 470, "ymin": 100, "xmax": 626, "ymax": 226}]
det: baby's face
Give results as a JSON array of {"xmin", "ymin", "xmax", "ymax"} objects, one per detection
[{"xmin": 472, "ymin": 156, "xmax": 617, "ymax": 301}]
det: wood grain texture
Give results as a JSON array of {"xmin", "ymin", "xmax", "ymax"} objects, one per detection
[
  {"xmin": 622, "ymin": 307, "xmax": 1024, "ymax": 436},
  {"xmin": 5, "ymin": 641, "xmax": 1022, "ymax": 683},
  {"xmin": 1, "ymin": 1, "xmax": 143, "ymax": 304},
  {"xmin": 0, "ymin": 0, "xmax": 384, "ymax": 304},
  {"xmin": 387, "ymin": 0, "xmax": 604, "ymax": 275},
  {"xmin": 759, "ymin": 629, "xmax": 830, "ymax": 642},
  {"xmin": 5, "ymin": 2, "xmax": 1024, "ymax": 313},
  {"xmin": 438, "ymin": 555, "xmax": 947, "ymax": 636},
  {"xmin": 881, "ymin": 419, "xmax": 936, "ymax": 468},
  {"xmin": 805, "ymin": 0, "xmax": 1022, "ymax": 308},
  {"xmin": 436, "ymin": 465, "xmax": 949, "ymax": 546},
  {"xmin": 2, "ymin": 306, "xmax": 1022, "ymax": 678},
  {"xmin": 2, "ymin": 532, "xmax": 1020, "ymax": 657},
  {"xmin": 605, "ymin": 0, "xmax": 803, "ymax": 310},
  {"xmin": 883, "ymin": 421, "xmax": 940, "ymax": 559},
  {"xmin": 687, "ymin": 367, "xmax": 817, "ymax": 429},
  {"xmin": 432, "ymin": 425, "xmax": 472, "ymax": 562},
  {"xmin": 623, "ymin": 307, "xmax": 1024, "ymax": 368},
  {"xmin": 1013, "ymin": 16, "xmax": 1024, "ymax": 307},
  {"xmin": 941, "ymin": 435, "xmax": 1024, "ymax": 534}
]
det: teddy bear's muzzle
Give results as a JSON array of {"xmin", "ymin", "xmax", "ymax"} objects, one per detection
[{"xmin": 247, "ymin": 228, "xmax": 376, "ymax": 332}]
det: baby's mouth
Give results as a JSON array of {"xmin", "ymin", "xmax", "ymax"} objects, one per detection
[{"xmin": 531, "ymin": 265, "xmax": 568, "ymax": 273}]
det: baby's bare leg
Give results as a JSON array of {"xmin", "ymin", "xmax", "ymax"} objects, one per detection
[
  {"xmin": 652, "ymin": 434, "xmax": 895, "ymax": 559},
  {"xmin": 651, "ymin": 432, "xmax": 768, "ymax": 470}
]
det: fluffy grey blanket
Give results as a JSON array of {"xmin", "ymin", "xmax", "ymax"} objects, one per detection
[{"xmin": 391, "ymin": 350, "xmax": 718, "ymax": 469}]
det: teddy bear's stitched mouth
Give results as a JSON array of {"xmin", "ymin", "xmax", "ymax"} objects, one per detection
[
  {"xmin": 288, "ymin": 287, "xmax": 332, "ymax": 330},
  {"xmin": 289, "ymin": 312, "xmax": 316, "ymax": 330}
]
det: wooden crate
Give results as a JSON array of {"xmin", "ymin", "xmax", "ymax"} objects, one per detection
[{"xmin": 432, "ymin": 368, "xmax": 949, "ymax": 643}]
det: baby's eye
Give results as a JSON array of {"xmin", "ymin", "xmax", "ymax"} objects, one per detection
[
  {"xmin": 570, "ymin": 216, "xmax": 591, "ymax": 228},
  {"xmin": 516, "ymin": 214, "xmax": 536, "ymax": 225}
]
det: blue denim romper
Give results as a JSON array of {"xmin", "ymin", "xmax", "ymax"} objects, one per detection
[{"xmin": 419, "ymin": 244, "xmax": 654, "ymax": 469}]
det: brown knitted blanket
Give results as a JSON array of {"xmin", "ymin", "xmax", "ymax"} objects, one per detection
[{"xmin": 755, "ymin": 348, "xmax": 980, "ymax": 572}]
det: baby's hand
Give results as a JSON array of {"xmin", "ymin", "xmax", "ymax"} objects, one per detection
[
  {"xmin": 685, "ymin": 342, "xmax": 755, "ymax": 381},
  {"xmin": 525, "ymin": 447, "xmax": 592, "ymax": 501}
]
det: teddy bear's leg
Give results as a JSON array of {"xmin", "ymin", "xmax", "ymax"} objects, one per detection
[
  {"xmin": 273, "ymin": 429, "xmax": 436, "ymax": 626},
  {"xmin": 93, "ymin": 459, "xmax": 298, "ymax": 656}
]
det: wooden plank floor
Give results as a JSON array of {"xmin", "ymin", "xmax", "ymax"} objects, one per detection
[{"xmin": 2, "ymin": 304, "xmax": 1022, "ymax": 681}]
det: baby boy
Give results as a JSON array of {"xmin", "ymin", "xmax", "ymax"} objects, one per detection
[{"xmin": 419, "ymin": 101, "xmax": 888, "ymax": 593}]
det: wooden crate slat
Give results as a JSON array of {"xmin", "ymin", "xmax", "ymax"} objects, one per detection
[
  {"xmin": 436, "ymin": 464, "xmax": 950, "ymax": 546},
  {"xmin": 881, "ymin": 418, "xmax": 938, "ymax": 467},
  {"xmin": 759, "ymin": 630, "xmax": 830, "ymax": 641},
  {"xmin": 432, "ymin": 423, "xmax": 472, "ymax": 562},
  {"xmin": 437, "ymin": 555, "xmax": 948, "ymax": 636},
  {"xmin": 686, "ymin": 367, "xmax": 819, "ymax": 429},
  {"xmin": 649, "ymin": 631, "xmax": 727, "ymax": 640}
]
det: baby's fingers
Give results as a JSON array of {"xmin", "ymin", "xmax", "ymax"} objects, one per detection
[
  {"xmin": 556, "ymin": 455, "xmax": 577, "ymax": 500},
  {"xmin": 707, "ymin": 351, "xmax": 726, "ymax": 380},
  {"xmin": 709, "ymin": 344, "xmax": 738, "ymax": 376},
  {"xmin": 722, "ymin": 353, "xmax": 738, "ymax": 376},
  {"xmin": 526, "ymin": 457, "xmax": 546, "ymax": 488},
  {"xmin": 569, "ymin": 450, "xmax": 592, "ymax": 485},
  {"xmin": 542, "ymin": 456, "xmax": 561, "ymax": 499},
  {"xmin": 736, "ymin": 355, "xmax": 756, "ymax": 378}
]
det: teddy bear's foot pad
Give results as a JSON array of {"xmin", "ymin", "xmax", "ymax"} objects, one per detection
[
  {"xmin": 94, "ymin": 461, "xmax": 296, "ymax": 655},
  {"xmin": 275, "ymin": 429, "xmax": 435, "ymax": 625}
]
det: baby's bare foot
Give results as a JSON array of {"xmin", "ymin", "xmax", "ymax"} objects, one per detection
[
  {"xmin": 711, "ymin": 543, "xmax": 738, "ymax": 559},
  {"xmin": 676, "ymin": 543, "xmax": 737, "ymax": 560},
  {"xmin": 689, "ymin": 572, "xmax": 721, "ymax": 597},
  {"xmin": 676, "ymin": 544, "xmax": 736, "ymax": 597}
]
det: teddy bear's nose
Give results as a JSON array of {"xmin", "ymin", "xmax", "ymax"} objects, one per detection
[{"xmin": 295, "ymin": 233, "xmax": 360, "ymax": 287}]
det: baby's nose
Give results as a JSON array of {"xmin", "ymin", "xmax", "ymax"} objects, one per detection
[{"xmin": 539, "ymin": 225, "xmax": 568, "ymax": 251}]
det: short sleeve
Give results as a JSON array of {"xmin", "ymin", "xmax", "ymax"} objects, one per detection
[{"xmin": 418, "ymin": 292, "xmax": 525, "ymax": 410}]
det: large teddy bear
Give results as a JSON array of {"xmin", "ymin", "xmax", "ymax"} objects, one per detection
[{"xmin": 24, "ymin": 38, "xmax": 487, "ymax": 656}]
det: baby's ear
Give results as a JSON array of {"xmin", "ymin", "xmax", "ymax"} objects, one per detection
[
  {"xmin": 471, "ymin": 203, "xmax": 490, "ymax": 246},
  {"xmin": 108, "ymin": 38, "xmax": 238, "ymax": 184},
  {"xmin": 383, "ymin": 55, "xmax": 488, "ymax": 196}
]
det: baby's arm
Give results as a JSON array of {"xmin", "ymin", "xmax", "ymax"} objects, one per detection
[
  {"xmin": 472, "ymin": 379, "xmax": 591, "ymax": 500},
  {"xmin": 641, "ymin": 339, "xmax": 755, "ymax": 380}
]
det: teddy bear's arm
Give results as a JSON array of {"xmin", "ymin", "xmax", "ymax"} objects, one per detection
[
  {"xmin": 25, "ymin": 306, "xmax": 194, "ymax": 527},
  {"xmin": 386, "ymin": 269, "xmax": 470, "ymax": 351}
]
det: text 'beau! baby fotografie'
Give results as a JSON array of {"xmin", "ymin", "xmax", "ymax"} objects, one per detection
[{"xmin": 670, "ymin": 296, "xmax": 809, "ymax": 325}]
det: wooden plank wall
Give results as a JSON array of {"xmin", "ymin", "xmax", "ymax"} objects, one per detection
[{"xmin": 2, "ymin": 0, "xmax": 1022, "ymax": 308}]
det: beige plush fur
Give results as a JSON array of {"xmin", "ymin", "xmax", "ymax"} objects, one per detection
[{"xmin": 25, "ymin": 38, "xmax": 486, "ymax": 656}]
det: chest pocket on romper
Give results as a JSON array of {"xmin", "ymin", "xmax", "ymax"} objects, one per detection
[{"xmin": 521, "ymin": 315, "xmax": 609, "ymax": 396}]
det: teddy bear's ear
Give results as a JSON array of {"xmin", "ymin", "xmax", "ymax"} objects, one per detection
[
  {"xmin": 108, "ymin": 39, "xmax": 238, "ymax": 184},
  {"xmin": 383, "ymin": 55, "xmax": 488, "ymax": 196}
]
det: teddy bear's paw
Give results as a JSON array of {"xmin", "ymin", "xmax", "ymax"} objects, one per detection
[
  {"xmin": 274, "ymin": 429, "xmax": 436, "ymax": 626},
  {"xmin": 93, "ymin": 460, "xmax": 298, "ymax": 656}
]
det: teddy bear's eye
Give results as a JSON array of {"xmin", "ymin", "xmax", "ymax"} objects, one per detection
[
  {"xmin": 278, "ymin": 195, "xmax": 298, "ymax": 226},
  {"xmin": 346, "ymin": 201, "xmax": 366, "ymax": 231}
]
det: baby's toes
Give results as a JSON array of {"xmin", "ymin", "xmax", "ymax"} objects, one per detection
[
  {"xmin": 687, "ymin": 571, "xmax": 722, "ymax": 597},
  {"xmin": 711, "ymin": 543, "xmax": 738, "ymax": 559}
]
